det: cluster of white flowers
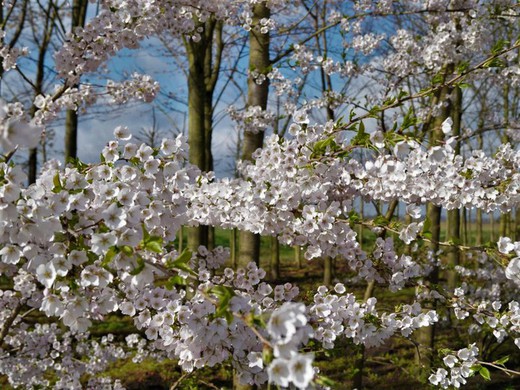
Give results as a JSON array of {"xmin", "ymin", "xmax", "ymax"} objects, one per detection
[
  {"xmin": 311, "ymin": 284, "xmax": 438, "ymax": 348},
  {"xmin": 0, "ymin": 41, "xmax": 28, "ymax": 71},
  {"xmin": 106, "ymin": 73, "xmax": 160, "ymax": 104},
  {"xmin": 0, "ymin": 322, "xmax": 126, "ymax": 389},
  {"xmin": 0, "ymin": 99, "xmax": 41, "ymax": 152},
  {"xmin": 429, "ymin": 345, "xmax": 479, "ymax": 388},
  {"xmin": 265, "ymin": 303, "xmax": 314, "ymax": 388},
  {"xmin": 498, "ymin": 236, "xmax": 520, "ymax": 286},
  {"xmin": 0, "ymin": 1, "xmax": 519, "ymax": 388},
  {"xmin": 228, "ymin": 105, "xmax": 275, "ymax": 134}
]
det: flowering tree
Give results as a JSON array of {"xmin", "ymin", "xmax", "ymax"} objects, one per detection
[{"xmin": 0, "ymin": 0, "xmax": 520, "ymax": 389}]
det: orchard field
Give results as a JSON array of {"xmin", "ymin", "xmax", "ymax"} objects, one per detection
[{"xmin": 0, "ymin": 1, "xmax": 520, "ymax": 389}]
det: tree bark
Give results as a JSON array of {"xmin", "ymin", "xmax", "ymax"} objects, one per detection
[
  {"xmin": 184, "ymin": 18, "xmax": 223, "ymax": 252},
  {"xmin": 446, "ymin": 87, "xmax": 462, "ymax": 291},
  {"xmin": 415, "ymin": 68, "xmax": 452, "ymax": 377},
  {"xmin": 270, "ymin": 236, "xmax": 280, "ymax": 280},
  {"xmin": 237, "ymin": 2, "xmax": 270, "ymax": 269},
  {"xmin": 64, "ymin": 0, "xmax": 88, "ymax": 162},
  {"xmin": 235, "ymin": 5, "xmax": 270, "ymax": 389},
  {"xmin": 186, "ymin": 34, "xmax": 208, "ymax": 251}
]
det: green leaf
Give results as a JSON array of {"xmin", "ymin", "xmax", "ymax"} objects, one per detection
[
  {"xmin": 167, "ymin": 248, "xmax": 192, "ymax": 268},
  {"xmin": 210, "ymin": 285, "xmax": 236, "ymax": 323},
  {"xmin": 401, "ymin": 107, "xmax": 417, "ymax": 131},
  {"xmin": 52, "ymin": 173, "xmax": 63, "ymax": 193},
  {"xmin": 145, "ymin": 237, "xmax": 163, "ymax": 253},
  {"xmin": 491, "ymin": 39, "xmax": 509, "ymax": 55},
  {"xmin": 483, "ymin": 57, "xmax": 506, "ymax": 68},
  {"xmin": 312, "ymin": 137, "xmax": 337, "ymax": 157},
  {"xmin": 351, "ymin": 121, "xmax": 370, "ymax": 147},
  {"xmin": 165, "ymin": 275, "xmax": 187, "ymax": 289},
  {"xmin": 479, "ymin": 366, "xmax": 491, "ymax": 381},
  {"xmin": 102, "ymin": 246, "xmax": 118, "ymax": 267},
  {"xmin": 373, "ymin": 215, "xmax": 389, "ymax": 227},
  {"xmin": 171, "ymin": 260, "xmax": 197, "ymax": 276},
  {"xmin": 397, "ymin": 89, "xmax": 408, "ymax": 100},
  {"xmin": 140, "ymin": 224, "xmax": 163, "ymax": 253},
  {"xmin": 166, "ymin": 248, "xmax": 196, "ymax": 275},
  {"xmin": 129, "ymin": 257, "xmax": 145, "ymax": 276},
  {"xmin": 432, "ymin": 72, "xmax": 445, "ymax": 85},
  {"xmin": 121, "ymin": 245, "xmax": 134, "ymax": 256},
  {"xmin": 456, "ymin": 61, "xmax": 470, "ymax": 74},
  {"xmin": 494, "ymin": 355, "xmax": 509, "ymax": 365},
  {"xmin": 316, "ymin": 375, "xmax": 337, "ymax": 387},
  {"xmin": 348, "ymin": 210, "xmax": 360, "ymax": 225}
]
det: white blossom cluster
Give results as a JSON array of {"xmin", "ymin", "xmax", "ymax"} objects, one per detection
[
  {"xmin": 0, "ymin": 118, "xmax": 518, "ymax": 388},
  {"xmin": 429, "ymin": 344, "xmax": 480, "ymax": 388},
  {"xmin": 0, "ymin": 99, "xmax": 41, "ymax": 151},
  {"xmin": 0, "ymin": 321, "xmax": 126, "ymax": 389},
  {"xmin": 311, "ymin": 284, "xmax": 438, "ymax": 349},
  {"xmin": 0, "ymin": 0, "xmax": 520, "ymax": 388},
  {"xmin": 228, "ymin": 105, "xmax": 275, "ymax": 134},
  {"xmin": 0, "ymin": 30, "xmax": 28, "ymax": 70},
  {"xmin": 106, "ymin": 73, "xmax": 160, "ymax": 104}
]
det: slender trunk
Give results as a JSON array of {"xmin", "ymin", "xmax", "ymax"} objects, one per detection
[
  {"xmin": 476, "ymin": 209, "xmax": 483, "ymax": 245},
  {"xmin": 462, "ymin": 207, "xmax": 468, "ymax": 244},
  {"xmin": 237, "ymin": 2, "xmax": 270, "ymax": 269},
  {"xmin": 235, "ymin": 5, "xmax": 270, "ymax": 389},
  {"xmin": 28, "ymin": 1, "xmax": 56, "ymax": 183},
  {"xmin": 231, "ymin": 229, "xmax": 237, "ymax": 268},
  {"xmin": 270, "ymin": 236, "xmax": 280, "ymax": 280},
  {"xmin": 475, "ymin": 118, "xmax": 485, "ymax": 245},
  {"xmin": 446, "ymin": 87, "xmax": 461, "ymax": 291},
  {"xmin": 64, "ymin": 109, "xmax": 78, "ymax": 161},
  {"xmin": 516, "ymin": 207, "xmax": 520, "ymax": 241},
  {"xmin": 500, "ymin": 84, "xmax": 511, "ymax": 238},
  {"xmin": 352, "ymin": 281, "xmax": 376, "ymax": 388},
  {"xmin": 186, "ymin": 35, "xmax": 208, "ymax": 251},
  {"xmin": 294, "ymin": 245, "xmax": 302, "ymax": 269},
  {"xmin": 415, "ymin": 66, "xmax": 452, "ymax": 377},
  {"xmin": 64, "ymin": 0, "xmax": 88, "ymax": 163},
  {"xmin": 323, "ymin": 257, "xmax": 333, "ymax": 286},
  {"xmin": 352, "ymin": 202, "xmax": 396, "ymax": 389},
  {"xmin": 500, "ymin": 213, "xmax": 509, "ymax": 238},
  {"xmin": 203, "ymin": 20, "xmax": 222, "ymax": 251},
  {"xmin": 490, "ymin": 212, "xmax": 496, "ymax": 242}
]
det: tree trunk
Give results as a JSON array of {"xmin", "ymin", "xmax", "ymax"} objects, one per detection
[
  {"xmin": 64, "ymin": 0, "xmax": 88, "ymax": 163},
  {"xmin": 64, "ymin": 109, "xmax": 78, "ymax": 161},
  {"xmin": 475, "ymin": 133, "xmax": 484, "ymax": 245},
  {"xmin": 186, "ymin": 35, "xmax": 208, "ymax": 251},
  {"xmin": 446, "ymin": 87, "xmax": 462, "ymax": 291},
  {"xmin": 235, "ymin": 5, "xmax": 270, "ymax": 389},
  {"xmin": 231, "ymin": 229, "xmax": 237, "ymax": 268},
  {"xmin": 415, "ymin": 68, "xmax": 452, "ymax": 377},
  {"xmin": 515, "ymin": 207, "xmax": 520, "ymax": 241},
  {"xmin": 323, "ymin": 257, "xmax": 333, "ymax": 286},
  {"xmin": 237, "ymin": 2, "xmax": 270, "ymax": 269},
  {"xmin": 270, "ymin": 236, "xmax": 280, "ymax": 280}
]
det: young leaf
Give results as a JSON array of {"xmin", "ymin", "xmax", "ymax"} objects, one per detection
[
  {"xmin": 479, "ymin": 366, "xmax": 491, "ymax": 381},
  {"xmin": 129, "ymin": 257, "xmax": 146, "ymax": 276}
]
